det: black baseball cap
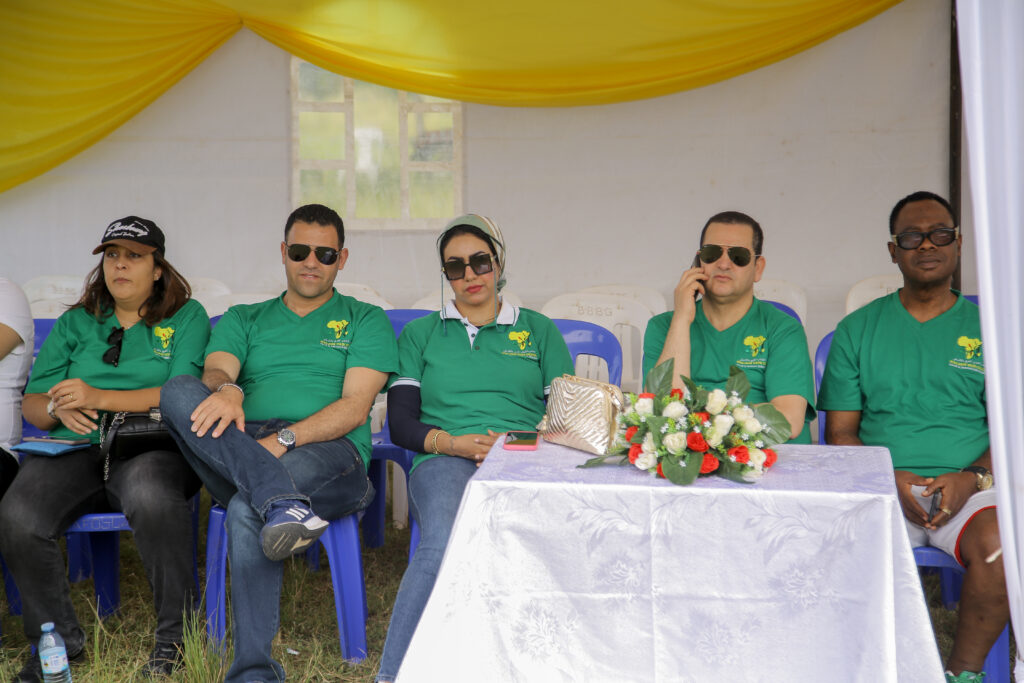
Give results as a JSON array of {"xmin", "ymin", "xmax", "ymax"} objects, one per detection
[{"xmin": 92, "ymin": 216, "xmax": 166, "ymax": 256}]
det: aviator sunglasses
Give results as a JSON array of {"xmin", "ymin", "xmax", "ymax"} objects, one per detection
[
  {"xmin": 286, "ymin": 243, "xmax": 340, "ymax": 265},
  {"xmin": 890, "ymin": 227, "xmax": 959, "ymax": 250},
  {"xmin": 698, "ymin": 244, "xmax": 755, "ymax": 267},
  {"xmin": 442, "ymin": 252, "xmax": 494, "ymax": 281},
  {"xmin": 102, "ymin": 326, "xmax": 125, "ymax": 367}
]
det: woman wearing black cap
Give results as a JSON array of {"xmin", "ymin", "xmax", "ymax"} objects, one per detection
[{"xmin": 0, "ymin": 217, "xmax": 209, "ymax": 681}]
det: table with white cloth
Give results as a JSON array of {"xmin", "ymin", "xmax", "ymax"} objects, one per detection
[{"xmin": 396, "ymin": 440, "xmax": 944, "ymax": 682}]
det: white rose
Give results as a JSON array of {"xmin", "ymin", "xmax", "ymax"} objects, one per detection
[
  {"xmin": 705, "ymin": 428, "xmax": 724, "ymax": 449},
  {"xmin": 634, "ymin": 450, "xmax": 658, "ymax": 470},
  {"xmin": 662, "ymin": 401, "xmax": 688, "ymax": 420},
  {"xmin": 732, "ymin": 405, "xmax": 754, "ymax": 423},
  {"xmin": 705, "ymin": 389, "xmax": 728, "ymax": 415},
  {"xmin": 712, "ymin": 414, "xmax": 735, "ymax": 435},
  {"xmin": 634, "ymin": 397, "xmax": 655, "ymax": 416},
  {"xmin": 748, "ymin": 448, "xmax": 767, "ymax": 468},
  {"xmin": 662, "ymin": 431, "xmax": 688, "ymax": 455},
  {"xmin": 727, "ymin": 394, "xmax": 742, "ymax": 408},
  {"xmin": 742, "ymin": 417, "xmax": 763, "ymax": 434}
]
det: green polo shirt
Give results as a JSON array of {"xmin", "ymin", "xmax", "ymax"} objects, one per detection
[
  {"xmin": 642, "ymin": 298, "xmax": 816, "ymax": 443},
  {"xmin": 817, "ymin": 292, "xmax": 987, "ymax": 476},
  {"xmin": 207, "ymin": 291, "xmax": 398, "ymax": 466},
  {"xmin": 27, "ymin": 299, "xmax": 210, "ymax": 444},
  {"xmin": 394, "ymin": 304, "xmax": 573, "ymax": 470}
]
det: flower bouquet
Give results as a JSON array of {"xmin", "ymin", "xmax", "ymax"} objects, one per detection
[{"xmin": 579, "ymin": 359, "xmax": 791, "ymax": 485}]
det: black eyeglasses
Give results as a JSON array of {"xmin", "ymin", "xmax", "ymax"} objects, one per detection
[
  {"xmin": 698, "ymin": 244, "xmax": 755, "ymax": 267},
  {"xmin": 891, "ymin": 227, "xmax": 959, "ymax": 250},
  {"xmin": 286, "ymin": 243, "xmax": 340, "ymax": 265},
  {"xmin": 103, "ymin": 327, "xmax": 124, "ymax": 367},
  {"xmin": 442, "ymin": 253, "xmax": 494, "ymax": 281}
]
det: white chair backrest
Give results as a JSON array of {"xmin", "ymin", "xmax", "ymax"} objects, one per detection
[
  {"xmin": 22, "ymin": 275, "xmax": 83, "ymax": 306},
  {"xmin": 541, "ymin": 292, "xmax": 654, "ymax": 392},
  {"xmin": 845, "ymin": 274, "xmax": 902, "ymax": 314},
  {"xmin": 334, "ymin": 282, "xmax": 394, "ymax": 310},
  {"xmin": 30, "ymin": 299, "xmax": 74, "ymax": 318},
  {"xmin": 753, "ymin": 278, "xmax": 808, "ymax": 324},
  {"xmin": 578, "ymin": 285, "xmax": 668, "ymax": 316},
  {"xmin": 411, "ymin": 287, "xmax": 523, "ymax": 311},
  {"xmin": 189, "ymin": 277, "xmax": 232, "ymax": 306},
  {"xmin": 205, "ymin": 292, "xmax": 280, "ymax": 317}
]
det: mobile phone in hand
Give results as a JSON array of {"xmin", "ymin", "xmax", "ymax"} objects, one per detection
[
  {"xmin": 503, "ymin": 431, "xmax": 539, "ymax": 451},
  {"xmin": 928, "ymin": 490, "xmax": 942, "ymax": 523}
]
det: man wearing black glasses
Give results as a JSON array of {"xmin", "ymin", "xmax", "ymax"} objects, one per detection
[
  {"xmin": 160, "ymin": 204, "xmax": 398, "ymax": 683},
  {"xmin": 818, "ymin": 191, "xmax": 1006, "ymax": 683},
  {"xmin": 642, "ymin": 210, "xmax": 815, "ymax": 442}
]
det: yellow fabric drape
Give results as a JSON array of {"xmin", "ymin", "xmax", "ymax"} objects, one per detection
[{"xmin": 0, "ymin": 0, "xmax": 903, "ymax": 195}]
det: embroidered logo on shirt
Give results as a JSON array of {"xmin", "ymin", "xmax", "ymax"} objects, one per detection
[
  {"xmin": 508, "ymin": 330, "xmax": 531, "ymax": 350},
  {"xmin": 949, "ymin": 335, "xmax": 984, "ymax": 374},
  {"xmin": 327, "ymin": 320, "xmax": 349, "ymax": 338},
  {"xmin": 957, "ymin": 336, "xmax": 982, "ymax": 360},
  {"xmin": 154, "ymin": 326, "xmax": 175, "ymax": 349},
  {"xmin": 743, "ymin": 335, "xmax": 766, "ymax": 357}
]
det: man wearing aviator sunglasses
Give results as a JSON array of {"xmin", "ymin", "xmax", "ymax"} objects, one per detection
[
  {"xmin": 642, "ymin": 210, "xmax": 815, "ymax": 443},
  {"xmin": 819, "ymin": 191, "xmax": 1006, "ymax": 683},
  {"xmin": 160, "ymin": 204, "xmax": 397, "ymax": 682}
]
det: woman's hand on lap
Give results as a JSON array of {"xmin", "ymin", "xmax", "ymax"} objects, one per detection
[
  {"xmin": 55, "ymin": 406, "xmax": 99, "ymax": 435},
  {"xmin": 451, "ymin": 430, "xmax": 499, "ymax": 464},
  {"xmin": 49, "ymin": 378, "xmax": 101, "ymax": 412}
]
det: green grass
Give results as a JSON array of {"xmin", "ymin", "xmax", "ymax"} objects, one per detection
[{"xmin": 0, "ymin": 492, "xmax": 1014, "ymax": 680}]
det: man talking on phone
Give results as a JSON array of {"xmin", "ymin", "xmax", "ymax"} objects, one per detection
[
  {"xmin": 642, "ymin": 210, "xmax": 814, "ymax": 442},
  {"xmin": 818, "ymin": 191, "xmax": 1006, "ymax": 683}
]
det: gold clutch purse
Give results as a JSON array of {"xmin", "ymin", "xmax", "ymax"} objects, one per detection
[{"xmin": 538, "ymin": 374, "xmax": 624, "ymax": 455}]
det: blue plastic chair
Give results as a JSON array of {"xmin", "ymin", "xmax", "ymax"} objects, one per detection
[
  {"xmin": 552, "ymin": 319, "xmax": 623, "ymax": 387},
  {"xmin": 913, "ymin": 547, "xmax": 1011, "ymax": 682},
  {"xmin": 765, "ymin": 300, "xmax": 801, "ymax": 323},
  {"xmin": 32, "ymin": 318, "xmax": 57, "ymax": 358},
  {"xmin": 65, "ymin": 498, "xmax": 200, "ymax": 617},
  {"xmin": 814, "ymin": 331, "xmax": 834, "ymax": 444},
  {"xmin": 204, "ymin": 504, "xmax": 369, "ymax": 662}
]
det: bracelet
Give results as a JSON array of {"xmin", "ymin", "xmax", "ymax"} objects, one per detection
[
  {"xmin": 46, "ymin": 399, "xmax": 57, "ymax": 420},
  {"xmin": 431, "ymin": 430, "xmax": 448, "ymax": 455},
  {"xmin": 216, "ymin": 382, "xmax": 245, "ymax": 399}
]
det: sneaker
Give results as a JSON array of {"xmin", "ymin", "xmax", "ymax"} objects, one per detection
[
  {"xmin": 945, "ymin": 671, "xmax": 986, "ymax": 682},
  {"xmin": 144, "ymin": 641, "xmax": 183, "ymax": 678},
  {"xmin": 14, "ymin": 645, "xmax": 84, "ymax": 683},
  {"xmin": 260, "ymin": 501, "xmax": 328, "ymax": 561}
]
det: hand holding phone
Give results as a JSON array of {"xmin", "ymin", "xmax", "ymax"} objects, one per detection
[
  {"xmin": 928, "ymin": 490, "xmax": 943, "ymax": 523},
  {"xmin": 503, "ymin": 431, "xmax": 539, "ymax": 451}
]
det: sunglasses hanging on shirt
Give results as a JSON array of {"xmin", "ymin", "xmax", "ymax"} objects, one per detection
[
  {"xmin": 442, "ymin": 252, "xmax": 495, "ymax": 281},
  {"xmin": 286, "ymin": 243, "xmax": 340, "ymax": 265},
  {"xmin": 102, "ymin": 326, "xmax": 125, "ymax": 367}
]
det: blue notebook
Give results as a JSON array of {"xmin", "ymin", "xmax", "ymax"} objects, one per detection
[{"xmin": 13, "ymin": 440, "xmax": 92, "ymax": 457}]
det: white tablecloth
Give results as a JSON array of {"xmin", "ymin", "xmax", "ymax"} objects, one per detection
[{"xmin": 397, "ymin": 441, "xmax": 944, "ymax": 682}]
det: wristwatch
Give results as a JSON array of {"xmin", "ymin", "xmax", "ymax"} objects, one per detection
[
  {"xmin": 961, "ymin": 465, "xmax": 993, "ymax": 491},
  {"xmin": 277, "ymin": 428, "xmax": 297, "ymax": 452}
]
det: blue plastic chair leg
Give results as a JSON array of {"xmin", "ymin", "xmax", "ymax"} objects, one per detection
[
  {"xmin": 983, "ymin": 624, "xmax": 1011, "ymax": 683},
  {"xmin": 363, "ymin": 457, "xmax": 388, "ymax": 548},
  {"xmin": 89, "ymin": 530, "xmax": 121, "ymax": 617},
  {"xmin": 67, "ymin": 534, "xmax": 93, "ymax": 583},
  {"xmin": 319, "ymin": 515, "xmax": 368, "ymax": 662},
  {"xmin": 204, "ymin": 505, "xmax": 228, "ymax": 647}
]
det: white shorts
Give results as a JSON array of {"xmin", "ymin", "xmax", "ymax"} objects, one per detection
[{"xmin": 904, "ymin": 486, "xmax": 997, "ymax": 565}]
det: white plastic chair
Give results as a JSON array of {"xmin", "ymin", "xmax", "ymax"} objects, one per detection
[
  {"xmin": 29, "ymin": 299, "xmax": 74, "ymax": 318},
  {"xmin": 411, "ymin": 287, "xmax": 523, "ymax": 311},
  {"xmin": 334, "ymin": 282, "xmax": 393, "ymax": 310},
  {"xmin": 754, "ymin": 279, "xmax": 808, "ymax": 324},
  {"xmin": 188, "ymin": 277, "xmax": 232, "ymax": 308},
  {"xmin": 205, "ymin": 292, "xmax": 281, "ymax": 317},
  {"xmin": 541, "ymin": 292, "xmax": 654, "ymax": 392},
  {"xmin": 22, "ymin": 275, "xmax": 82, "ymax": 307},
  {"xmin": 845, "ymin": 274, "xmax": 902, "ymax": 314},
  {"xmin": 578, "ymin": 285, "xmax": 667, "ymax": 316}
]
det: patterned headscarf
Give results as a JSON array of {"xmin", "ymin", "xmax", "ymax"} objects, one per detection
[{"xmin": 436, "ymin": 213, "xmax": 507, "ymax": 292}]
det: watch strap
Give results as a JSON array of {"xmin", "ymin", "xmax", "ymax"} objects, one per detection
[{"xmin": 961, "ymin": 465, "xmax": 990, "ymax": 476}]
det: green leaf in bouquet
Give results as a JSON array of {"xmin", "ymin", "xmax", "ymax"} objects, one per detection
[
  {"xmin": 644, "ymin": 358, "xmax": 675, "ymax": 396},
  {"xmin": 725, "ymin": 365, "xmax": 751, "ymax": 401},
  {"xmin": 660, "ymin": 454, "xmax": 698, "ymax": 486},
  {"xmin": 689, "ymin": 385, "xmax": 708, "ymax": 410},
  {"xmin": 578, "ymin": 454, "xmax": 629, "ymax": 469},
  {"xmin": 750, "ymin": 403, "xmax": 792, "ymax": 447},
  {"xmin": 645, "ymin": 416, "xmax": 669, "ymax": 448},
  {"xmin": 681, "ymin": 375, "xmax": 699, "ymax": 406},
  {"xmin": 716, "ymin": 457, "xmax": 754, "ymax": 484}
]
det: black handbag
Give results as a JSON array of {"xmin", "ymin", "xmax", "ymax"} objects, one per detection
[{"xmin": 99, "ymin": 408, "xmax": 178, "ymax": 479}]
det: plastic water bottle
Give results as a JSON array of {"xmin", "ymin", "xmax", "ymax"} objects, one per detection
[{"xmin": 38, "ymin": 622, "xmax": 72, "ymax": 683}]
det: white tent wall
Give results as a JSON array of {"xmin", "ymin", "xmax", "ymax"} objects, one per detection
[
  {"xmin": 958, "ymin": 0, "xmax": 1024, "ymax": 677},
  {"xmin": 0, "ymin": 0, "xmax": 969, "ymax": 356}
]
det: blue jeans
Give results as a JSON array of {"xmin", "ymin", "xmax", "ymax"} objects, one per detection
[
  {"xmin": 161, "ymin": 375, "xmax": 374, "ymax": 683},
  {"xmin": 0, "ymin": 445, "xmax": 200, "ymax": 651},
  {"xmin": 376, "ymin": 456, "xmax": 477, "ymax": 682}
]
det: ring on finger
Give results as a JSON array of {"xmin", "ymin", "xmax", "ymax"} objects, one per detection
[{"xmin": 941, "ymin": 506, "xmax": 952, "ymax": 516}]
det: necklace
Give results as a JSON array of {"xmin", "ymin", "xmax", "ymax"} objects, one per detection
[{"xmin": 468, "ymin": 314, "xmax": 496, "ymax": 327}]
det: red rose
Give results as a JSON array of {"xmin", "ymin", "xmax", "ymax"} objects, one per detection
[
  {"xmin": 764, "ymin": 448, "xmax": 778, "ymax": 468},
  {"xmin": 628, "ymin": 443, "xmax": 642, "ymax": 464},
  {"xmin": 638, "ymin": 392, "xmax": 656, "ymax": 400},
  {"xmin": 656, "ymin": 462, "xmax": 666, "ymax": 478},
  {"xmin": 624, "ymin": 426, "xmax": 639, "ymax": 442},
  {"xmin": 728, "ymin": 445, "xmax": 750, "ymax": 464},
  {"xmin": 693, "ymin": 411, "xmax": 711, "ymax": 424},
  {"xmin": 670, "ymin": 388, "xmax": 685, "ymax": 400},
  {"xmin": 699, "ymin": 453, "xmax": 719, "ymax": 473},
  {"xmin": 686, "ymin": 432, "xmax": 709, "ymax": 452}
]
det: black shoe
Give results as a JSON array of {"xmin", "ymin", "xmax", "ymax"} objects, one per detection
[
  {"xmin": 13, "ymin": 646, "xmax": 83, "ymax": 683},
  {"xmin": 144, "ymin": 641, "xmax": 183, "ymax": 678}
]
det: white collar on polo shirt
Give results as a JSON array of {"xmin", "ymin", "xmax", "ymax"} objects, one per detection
[{"xmin": 441, "ymin": 300, "xmax": 519, "ymax": 327}]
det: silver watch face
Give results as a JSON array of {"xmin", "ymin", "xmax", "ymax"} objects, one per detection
[{"xmin": 277, "ymin": 428, "xmax": 296, "ymax": 447}]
